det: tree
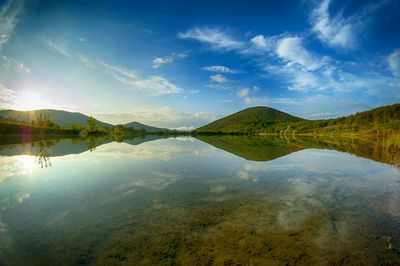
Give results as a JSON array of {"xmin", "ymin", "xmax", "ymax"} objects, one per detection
[{"xmin": 87, "ymin": 116, "xmax": 96, "ymax": 132}]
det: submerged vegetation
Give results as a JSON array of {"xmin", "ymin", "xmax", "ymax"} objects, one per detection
[{"xmin": 1, "ymin": 135, "xmax": 399, "ymax": 265}]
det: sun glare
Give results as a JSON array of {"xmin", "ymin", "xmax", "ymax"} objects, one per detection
[
  {"xmin": 17, "ymin": 155, "xmax": 36, "ymax": 174},
  {"xmin": 12, "ymin": 90, "xmax": 56, "ymax": 111}
]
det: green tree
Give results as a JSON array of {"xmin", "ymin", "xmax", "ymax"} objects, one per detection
[{"xmin": 87, "ymin": 116, "xmax": 96, "ymax": 132}]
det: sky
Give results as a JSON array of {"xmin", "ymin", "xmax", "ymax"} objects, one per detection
[{"xmin": 0, "ymin": 0, "xmax": 399, "ymax": 129}]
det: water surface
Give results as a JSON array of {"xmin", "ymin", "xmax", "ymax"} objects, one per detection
[{"xmin": 0, "ymin": 136, "xmax": 399, "ymax": 265}]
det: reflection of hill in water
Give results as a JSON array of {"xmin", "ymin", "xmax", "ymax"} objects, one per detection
[
  {"xmin": 0, "ymin": 135, "xmax": 398, "ymax": 168},
  {"xmin": 122, "ymin": 135, "xmax": 165, "ymax": 146},
  {"xmin": 292, "ymin": 136, "xmax": 400, "ymax": 167},
  {"xmin": 196, "ymin": 135, "xmax": 305, "ymax": 161},
  {"xmin": 0, "ymin": 138, "xmax": 110, "ymax": 157},
  {"xmin": 196, "ymin": 135, "xmax": 400, "ymax": 167},
  {"xmin": 0, "ymin": 135, "xmax": 166, "ymax": 157}
]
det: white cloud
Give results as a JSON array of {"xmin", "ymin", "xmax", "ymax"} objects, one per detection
[
  {"xmin": 95, "ymin": 106, "xmax": 218, "ymax": 129},
  {"xmin": 237, "ymin": 87, "xmax": 249, "ymax": 98},
  {"xmin": 309, "ymin": 0, "xmax": 388, "ymax": 49},
  {"xmin": 202, "ymin": 65, "xmax": 239, "ymax": 73},
  {"xmin": 95, "ymin": 59, "xmax": 184, "ymax": 95},
  {"xmin": 178, "ymin": 27, "xmax": 244, "ymax": 50},
  {"xmin": 79, "ymin": 54, "xmax": 90, "ymax": 67},
  {"xmin": 177, "ymin": 52, "xmax": 188, "ymax": 59},
  {"xmin": 265, "ymin": 60, "xmax": 370, "ymax": 93},
  {"xmin": 236, "ymin": 87, "xmax": 267, "ymax": 105},
  {"xmin": 153, "ymin": 56, "xmax": 174, "ymax": 68},
  {"xmin": 0, "ymin": 83, "xmax": 15, "ymax": 107},
  {"xmin": 311, "ymin": 112, "xmax": 332, "ymax": 117},
  {"xmin": 152, "ymin": 52, "xmax": 188, "ymax": 68},
  {"xmin": 264, "ymin": 36, "xmax": 400, "ymax": 96},
  {"xmin": 76, "ymin": 56, "xmax": 187, "ymax": 96},
  {"xmin": 45, "ymin": 40, "xmax": 72, "ymax": 59},
  {"xmin": 250, "ymin": 35, "xmax": 268, "ymax": 49},
  {"xmin": 269, "ymin": 95, "xmax": 369, "ymax": 119},
  {"xmin": 0, "ymin": 0, "xmax": 23, "ymax": 50},
  {"xmin": 0, "ymin": 55, "xmax": 31, "ymax": 74},
  {"xmin": 264, "ymin": 61, "xmax": 331, "ymax": 92},
  {"xmin": 187, "ymin": 89, "xmax": 199, "ymax": 94},
  {"xmin": 288, "ymin": 71, "xmax": 319, "ymax": 91},
  {"xmin": 310, "ymin": 0, "xmax": 357, "ymax": 49},
  {"xmin": 264, "ymin": 62, "xmax": 322, "ymax": 92},
  {"xmin": 133, "ymin": 76, "xmax": 184, "ymax": 96},
  {"xmin": 210, "ymin": 74, "xmax": 228, "ymax": 83},
  {"xmin": 173, "ymin": 126, "xmax": 195, "ymax": 131},
  {"xmin": 98, "ymin": 60, "xmax": 138, "ymax": 79},
  {"xmin": 15, "ymin": 63, "xmax": 30, "ymax": 73},
  {"xmin": 388, "ymin": 49, "xmax": 400, "ymax": 76},
  {"xmin": 0, "ymin": 54, "xmax": 12, "ymax": 67},
  {"xmin": 242, "ymin": 34, "xmax": 284, "ymax": 55},
  {"xmin": 276, "ymin": 37, "xmax": 324, "ymax": 71},
  {"xmin": 178, "ymin": 27, "xmax": 282, "ymax": 56}
]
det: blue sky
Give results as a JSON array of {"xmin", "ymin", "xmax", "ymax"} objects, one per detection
[{"xmin": 0, "ymin": 0, "xmax": 399, "ymax": 129}]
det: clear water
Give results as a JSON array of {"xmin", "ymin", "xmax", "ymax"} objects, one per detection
[{"xmin": 0, "ymin": 136, "xmax": 399, "ymax": 265}]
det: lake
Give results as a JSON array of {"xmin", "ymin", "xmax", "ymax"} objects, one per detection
[{"xmin": 0, "ymin": 136, "xmax": 399, "ymax": 265}]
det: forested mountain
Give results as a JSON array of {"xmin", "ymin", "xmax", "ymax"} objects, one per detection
[
  {"xmin": 195, "ymin": 106, "xmax": 303, "ymax": 133},
  {"xmin": 123, "ymin": 121, "xmax": 169, "ymax": 133},
  {"xmin": 0, "ymin": 109, "xmax": 112, "ymax": 128},
  {"xmin": 195, "ymin": 104, "xmax": 400, "ymax": 136}
]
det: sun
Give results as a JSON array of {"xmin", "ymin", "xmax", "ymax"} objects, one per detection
[
  {"xmin": 12, "ymin": 90, "xmax": 57, "ymax": 111},
  {"xmin": 17, "ymin": 155, "xmax": 36, "ymax": 174}
]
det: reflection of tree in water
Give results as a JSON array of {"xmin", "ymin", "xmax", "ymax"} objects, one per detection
[
  {"xmin": 32, "ymin": 140, "xmax": 55, "ymax": 168},
  {"xmin": 86, "ymin": 135, "xmax": 109, "ymax": 152},
  {"xmin": 87, "ymin": 136, "xmax": 97, "ymax": 152}
]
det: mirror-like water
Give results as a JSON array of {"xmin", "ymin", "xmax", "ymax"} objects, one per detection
[{"xmin": 0, "ymin": 136, "xmax": 399, "ymax": 265}]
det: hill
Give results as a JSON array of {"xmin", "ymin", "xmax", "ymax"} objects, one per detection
[
  {"xmin": 123, "ymin": 121, "xmax": 169, "ymax": 133},
  {"xmin": 280, "ymin": 103, "xmax": 400, "ymax": 136},
  {"xmin": 0, "ymin": 109, "xmax": 113, "ymax": 128},
  {"xmin": 0, "ymin": 109, "xmax": 173, "ymax": 133},
  {"xmin": 195, "ymin": 106, "xmax": 303, "ymax": 133},
  {"xmin": 194, "ymin": 104, "xmax": 400, "ymax": 136}
]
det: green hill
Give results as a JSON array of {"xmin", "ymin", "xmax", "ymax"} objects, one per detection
[
  {"xmin": 270, "ymin": 103, "xmax": 400, "ymax": 136},
  {"xmin": 0, "ymin": 109, "xmax": 113, "ymax": 128},
  {"xmin": 0, "ymin": 109, "xmax": 171, "ymax": 133},
  {"xmin": 194, "ymin": 104, "xmax": 400, "ymax": 136},
  {"xmin": 195, "ymin": 106, "xmax": 303, "ymax": 133},
  {"xmin": 123, "ymin": 121, "xmax": 169, "ymax": 133}
]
